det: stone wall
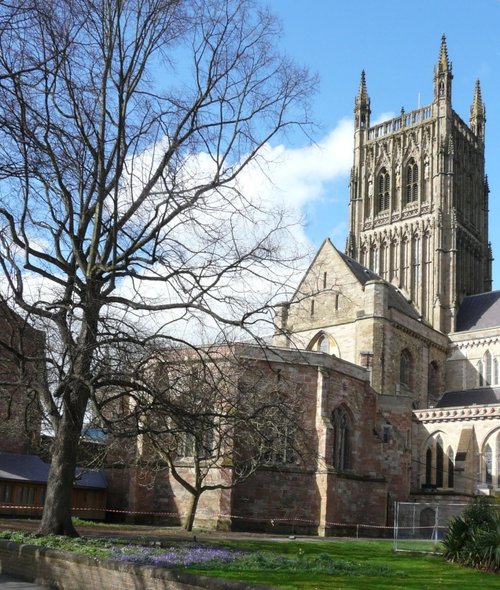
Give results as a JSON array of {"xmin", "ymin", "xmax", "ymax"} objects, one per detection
[{"xmin": 0, "ymin": 540, "xmax": 272, "ymax": 590}]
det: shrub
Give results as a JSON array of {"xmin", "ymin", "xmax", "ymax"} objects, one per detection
[{"xmin": 442, "ymin": 497, "xmax": 500, "ymax": 572}]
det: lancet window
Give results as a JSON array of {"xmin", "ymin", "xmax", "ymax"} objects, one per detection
[
  {"xmin": 405, "ymin": 158, "xmax": 418, "ymax": 204},
  {"xmin": 332, "ymin": 406, "xmax": 352, "ymax": 471},
  {"xmin": 377, "ymin": 168, "xmax": 390, "ymax": 212}
]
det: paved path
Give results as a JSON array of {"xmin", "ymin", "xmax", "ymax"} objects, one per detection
[{"xmin": 0, "ymin": 575, "xmax": 51, "ymax": 589}]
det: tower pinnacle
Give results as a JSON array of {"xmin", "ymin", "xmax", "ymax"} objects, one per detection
[
  {"xmin": 354, "ymin": 70, "xmax": 370, "ymax": 129},
  {"xmin": 437, "ymin": 34, "xmax": 451, "ymax": 74},
  {"xmin": 470, "ymin": 79, "xmax": 486, "ymax": 140},
  {"xmin": 434, "ymin": 34, "xmax": 453, "ymax": 103}
]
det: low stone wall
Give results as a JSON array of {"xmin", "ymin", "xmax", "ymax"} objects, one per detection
[{"xmin": 0, "ymin": 539, "xmax": 273, "ymax": 590}]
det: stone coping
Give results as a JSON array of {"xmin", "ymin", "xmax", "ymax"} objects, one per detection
[{"xmin": 0, "ymin": 539, "xmax": 275, "ymax": 590}]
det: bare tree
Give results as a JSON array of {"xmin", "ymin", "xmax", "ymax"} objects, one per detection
[
  {"xmin": 0, "ymin": 0, "xmax": 314, "ymax": 535},
  {"xmin": 124, "ymin": 345, "xmax": 304, "ymax": 532}
]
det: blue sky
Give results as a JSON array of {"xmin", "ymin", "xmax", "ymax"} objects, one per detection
[{"xmin": 268, "ymin": 0, "xmax": 500, "ymax": 287}]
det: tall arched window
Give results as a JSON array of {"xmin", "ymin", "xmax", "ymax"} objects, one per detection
[
  {"xmin": 423, "ymin": 435, "xmax": 451, "ymax": 489},
  {"xmin": 478, "ymin": 351, "xmax": 496, "ymax": 386},
  {"xmin": 484, "ymin": 351, "xmax": 492, "ymax": 386},
  {"xmin": 332, "ymin": 406, "xmax": 352, "ymax": 471},
  {"xmin": 377, "ymin": 168, "xmax": 390, "ymax": 212},
  {"xmin": 436, "ymin": 435, "xmax": 444, "ymax": 487},
  {"xmin": 400, "ymin": 349, "xmax": 412, "ymax": 388},
  {"xmin": 447, "ymin": 447, "xmax": 454, "ymax": 488},
  {"xmin": 482, "ymin": 433, "xmax": 500, "ymax": 489},
  {"xmin": 405, "ymin": 158, "xmax": 418, "ymax": 204},
  {"xmin": 478, "ymin": 360, "xmax": 484, "ymax": 386},
  {"xmin": 485, "ymin": 444, "xmax": 493, "ymax": 484}
]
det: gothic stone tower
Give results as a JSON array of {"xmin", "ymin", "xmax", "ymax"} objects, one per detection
[{"xmin": 347, "ymin": 36, "xmax": 491, "ymax": 335}]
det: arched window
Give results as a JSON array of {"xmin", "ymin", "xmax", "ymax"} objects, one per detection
[
  {"xmin": 318, "ymin": 335, "xmax": 329, "ymax": 354},
  {"xmin": 482, "ymin": 433, "xmax": 500, "ymax": 488},
  {"xmin": 307, "ymin": 332, "xmax": 339, "ymax": 357},
  {"xmin": 485, "ymin": 444, "xmax": 493, "ymax": 484},
  {"xmin": 377, "ymin": 168, "xmax": 390, "ymax": 212},
  {"xmin": 478, "ymin": 351, "xmax": 496, "ymax": 386},
  {"xmin": 447, "ymin": 447, "xmax": 454, "ymax": 488},
  {"xmin": 423, "ymin": 434, "xmax": 450, "ymax": 489},
  {"xmin": 332, "ymin": 406, "xmax": 352, "ymax": 471},
  {"xmin": 400, "ymin": 349, "xmax": 412, "ymax": 388},
  {"xmin": 405, "ymin": 158, "xmax": 418, "ymax": 204},
  {"xmin": 436, "ymin": 435, "xmax": 444, "ymax": 487},
  {"xmin": 484, "ymin": 351, "xmax": 492, "ymax": 386}
]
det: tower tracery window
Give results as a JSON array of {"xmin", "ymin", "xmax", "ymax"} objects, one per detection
[
  {"xmin": 405, "ymin": 158, "xmax": 418, "ymax": 204},
  {"xmin": 377, "ymin": 168, "xmax": 390, "ymax": 213},
  {"xmin": 332, "ymin": 406, "xmax": 352, "ymax": 471}
]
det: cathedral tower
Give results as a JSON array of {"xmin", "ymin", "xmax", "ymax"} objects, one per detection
[{"xmin": 347, "ymin": 36, "xmax": 491, "ymax": 334}]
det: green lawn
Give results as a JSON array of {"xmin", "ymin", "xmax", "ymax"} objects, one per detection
[
  {"xmin": 188, "ymin": 539, "xmax": 499, "ymax": 589},
  {"xmin": 0, "ymin": 523, "xmax": 497, "ymax": 589}
]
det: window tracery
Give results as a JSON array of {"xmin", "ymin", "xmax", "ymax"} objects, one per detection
[
  {"xmin": 405, "ymin": 158, "xmax": 418, "ymax": 204},
  {"xmin": 332, "ymin": 406, "xmax": 352, "ymax": 471},
  {"xmin": 377, "ymin": 168, "xmax": 390, "ymax": 212}
]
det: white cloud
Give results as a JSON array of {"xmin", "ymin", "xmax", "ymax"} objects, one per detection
[{"xmin": 1, "ymin": 119, "xmax": 355, "ymax": 343}]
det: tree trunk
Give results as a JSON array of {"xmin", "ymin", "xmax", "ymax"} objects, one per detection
[
  {"xmin": 38, "ymin": 390, "xmax": 89, "ymax": 536},
  {"xmin": 183, "ymin": 491, "xmax": 201, "ymax": 532}
]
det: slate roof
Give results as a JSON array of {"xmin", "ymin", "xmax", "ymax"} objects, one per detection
[
  {"xmin": 435, "ymin": 387, "xmax": 500, "ymax": 408},
  {"xmin": 337, "ymin": 251, "xmax": 422, "ymax": 321},
  {"xmin": 456, "ymin": 291, "xmax": 500, "ymax": 332},
  {"xmin": 0, "ymin": 453, "xmax": 107, "ymax": 489}
]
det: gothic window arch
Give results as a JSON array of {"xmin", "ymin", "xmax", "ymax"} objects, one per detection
[
  {"xmin": 307, "ymin": 332, "xmax": 339, "ymax": 356},
  {"xmin": 447, "ymin": 447, "xmax": 454, "ymax": 488},
  {"xmin": 377, "ymin": 168, "xmax": 390, "ymax": 213},
  {"xmin": 423, "ymin": 434, "xmax": 449, "ymax": 489},
  {"xmin": 405, "ymin": 158, "xmax": 418, "ymax": 204},
  {"xmin": 484, "ymin": 350, "xmax": 492, "ymax": 385},
  {"xmin": 332, "ymin": 406, "xmax": 352, "ymax": 471},
  {"xmin": 478, "ymin": 351, "xmax": 496, "ymax": 386},
  {"xmin": 482, "ymin": 431, "xmax": 500, "ymax": 488},
  {"xmin": 436, "ymin": 435, "xmax": 444, "ymax": 487},
  {"xmin": 400, "ymin": 349, "xmax": 412, "ymax": 389}
]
